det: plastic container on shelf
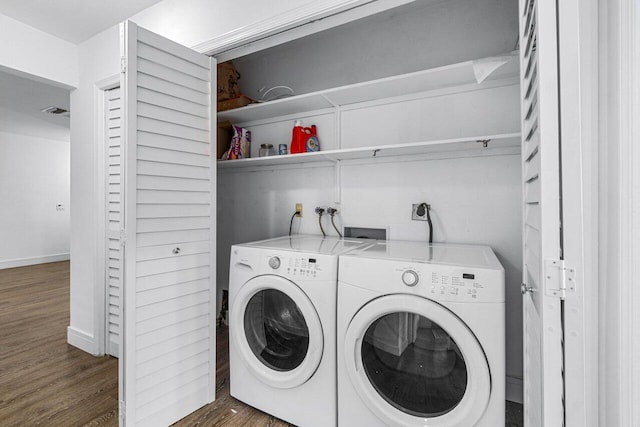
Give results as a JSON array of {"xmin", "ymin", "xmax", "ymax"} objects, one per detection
[
  {"xmin": 259, "ymin": 144, "xmax": 277, "ymax": 157},
  {"xmin": 290, "ymin": 120, "xmax": 320, "ymax": 154}
]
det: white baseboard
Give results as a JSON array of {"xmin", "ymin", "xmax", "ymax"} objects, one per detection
[
  {"xmin": 506, "ymin": 375, "xmax": 523, "ymax": 403},
  {"xmin": 67, "ymin": 326, "xmax": 100, "ymax": 355},
  {"xmin": 0, "ymin": 253, "xmax": 70, "ymax": 270}
]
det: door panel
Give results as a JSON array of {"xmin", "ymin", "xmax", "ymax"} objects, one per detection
[
  {"xmin": 519, "ymin": 0, "xmax": 564, "ymax": 424},
  {"xmin": 120, "ymin": 21, "xmax": 216, "ymax": 426},
  {"xmin": 230, "ymin": 275, "xmax": 324, "ymax": 389},
  {"xmin": 343, "ymin": 295, "xmax": 491, "ymax": 427},
  {"xmin": 106, "ymin": 86, "xmax": 122, "ymax": 358}
]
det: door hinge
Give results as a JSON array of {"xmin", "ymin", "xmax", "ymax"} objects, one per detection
[
  {"xmin": 119, "ymin": 400, "xmax": 126, "ymax": 419},
  {"xmin": 544, "ymin": 259, "xmax": 576, "ymax": 300},
  {"xmin": 120, "ymin": 56, "xmax": 127, "ymax": 74}
]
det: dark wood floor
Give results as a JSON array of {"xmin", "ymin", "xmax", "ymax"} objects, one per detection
[
  {"xmin": 0, "ymin": 261, "xmax": 118, "ymax": 426},
  {"xmin": 0, "ymin": 261, "xmax": 522, "ymax": 426},
  {"xmin": 0, "ymin": 261, "xmax": 289, "ymax": 427}
]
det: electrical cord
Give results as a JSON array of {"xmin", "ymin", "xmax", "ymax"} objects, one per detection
[
  {"xmin": 420, "ymin": 202, "xmax": 433, "ymax": 243},
  {"xmin": 289, "ymin": 211, "xmax": 300, "ymax": 236},
  {"xmin": 258, "ymin": 85, "xmax": 295, "ymax": 102}
]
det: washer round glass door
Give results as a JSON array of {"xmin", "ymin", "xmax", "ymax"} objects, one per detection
[
  {"xmin": 231, "ymin": 275, "xmax": 323, "ymax": 389},
  {"xmin": 344, "ymin": 295, "xmax": 491, "ymax": 426}
]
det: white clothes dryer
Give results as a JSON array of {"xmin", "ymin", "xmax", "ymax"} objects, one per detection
[
  {"xmin": 229, "ymin": 235, "xmax": 372, "ymax": 427},
  {"xmin": 337, "ymin": 241, "xmax": 505, "ymax": 427}
]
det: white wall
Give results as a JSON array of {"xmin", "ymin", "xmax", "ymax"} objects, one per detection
[
  {"xmin": 217, "ymin": 153, "xmax": 523, "ymax": 393},
  {"xmin": 67, "ymin": 26, "xmax": 120, "ymax": 353},
  {"xmin": 0, "ymin": 13, "xmax": 78, "ymax": 88},
  {"xmin": 0, "ymin": 123, "xmax": 70, "ymax": 269}
]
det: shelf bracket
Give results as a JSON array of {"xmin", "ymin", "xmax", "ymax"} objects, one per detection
[{"xmin": 334, "ymin": 160, "xmax": 342, "ymax": 205}]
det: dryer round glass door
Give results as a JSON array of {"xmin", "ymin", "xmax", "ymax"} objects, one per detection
[
  {"xmin": 231, "ymin": 275, "xmax": 323, "ymax": 389},
  {"xmin": 344, "ymin": 295, "xmax": 491, "ymax": 426}
]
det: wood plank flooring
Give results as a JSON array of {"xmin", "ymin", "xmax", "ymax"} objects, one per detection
[
  {"xmin": 0, "ymin": 261, "xmax": 289, "ymax": 427},
  {"xmin": 0, "ymin": 261, "xmax": 522, "ymax": 426},
  {"xmin": 0, "ymin": 261, "xmax": 118, "ymax": 426}
]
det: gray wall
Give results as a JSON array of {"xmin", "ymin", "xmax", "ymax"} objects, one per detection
[{"xmin": 233, "ymin": 0, "xmax": 518, "ymax": 99}]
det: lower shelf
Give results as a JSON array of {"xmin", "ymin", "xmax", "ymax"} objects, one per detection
[{"xmin": 216, "ymin": 133, "xmax": 521, "ymax": 170}]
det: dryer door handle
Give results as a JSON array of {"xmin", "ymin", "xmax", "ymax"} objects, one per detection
[{"xmin": 234, "ymin": 262, "xmax": 254, "ymax": 272}]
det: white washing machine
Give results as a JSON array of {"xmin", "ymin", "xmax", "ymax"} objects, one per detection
[
  {"xmin": 229, "ymin": 235, "xmax": 372, "ymax": 427},
  {"xmin": 337, "ymin": 241, "xmax": 505, "ymax": 426}
]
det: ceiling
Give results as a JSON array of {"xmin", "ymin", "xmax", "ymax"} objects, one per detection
[
  {"xmin": 0, "ymin": 0, "xmax": 165, "ymax": 44},
  {"xmin": 0, "ymin": 70, "xmax": 71, "ymax": 137},
  {"xmin": 0, "ymin": 0, "xmax": 165, "ymax": 136}
]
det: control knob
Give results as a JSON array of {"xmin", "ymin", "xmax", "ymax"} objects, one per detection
[
  {"xmin": 268, "ymin": 256, "xmax": 281, "ymax": 270},
  {"xmin": 402, "ymin": 270, "xmax": 419, "ymax": 287}
]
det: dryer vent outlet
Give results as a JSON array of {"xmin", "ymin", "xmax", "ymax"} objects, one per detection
[{"xmin": 344, "ymin": 227, "xmax": 387, "ymax": 240}]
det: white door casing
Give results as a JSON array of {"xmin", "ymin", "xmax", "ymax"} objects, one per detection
[
  {"xmin": 119, "ymin": 21, "xmax": 216, "ymax": 426},
  {"xmin": 106, "ymin": 86, "xmax": 123, "ymax": 358},
  {"xmin": 519, "ymin": 0, "xmax": 564, "ymax": 425},
  {"xmin": 556, "ymin": 0, "xmax": 599, "ymax": 425},
  {"xmin": 230, "ymin": 275, "xmax": 324, "ymax": 389}
]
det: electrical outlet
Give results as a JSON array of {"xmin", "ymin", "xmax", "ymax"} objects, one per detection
[
  {"xmin": 295, "ymin": 203, "xmax": 303, "ymax": 217},
  {"xmin": 412, "ymin": 203, "xmax": 429, "ymax": 221}
]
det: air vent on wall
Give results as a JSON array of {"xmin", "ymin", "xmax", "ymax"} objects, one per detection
[{"xmin": 40, "ymin": 106, "xmax": 70, "ymax": 117}]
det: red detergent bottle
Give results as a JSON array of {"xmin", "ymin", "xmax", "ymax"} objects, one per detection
[
  {"xmin": 305, "ymin": 125, "xmax": 320, "ymax": 152},
  {"xmin": 290, "ymin": 120, "xmax": 320, "ymax": 154},
  {"xmin": 290, "ymin": 120, "xmax": 306, "ymax": 154}
]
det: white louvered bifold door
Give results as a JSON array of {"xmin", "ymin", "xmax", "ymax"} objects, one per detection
[
  {"xmin": 120, "ymin": 21, "xmax": 216, "ymax": 426},
  {"xmin": 106, "ymin": 87, "xmax": 123, "ymax": 358},
  {"xmin": 519, "ymin": 0, "xmax": 564, "ymax": 426}
]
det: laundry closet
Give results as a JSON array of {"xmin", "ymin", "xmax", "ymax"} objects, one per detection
[
  {"xmin": 90, "ymin": 0, "xmax": 595, "ymax": 424},
  {"xmin": 214, "ymin": 0, "xmax": 523, "ymax": 401}
]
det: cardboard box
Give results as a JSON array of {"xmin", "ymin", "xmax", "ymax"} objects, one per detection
[
  {"xmin": 217, "ymin": 95, "xmax": 253, "ymax": 112},
  {"xmin": 217, "ymin": 61, "xmax": 240, "ymax": 101},
  {"xmin": 217, "ymin": 121, "xmax": 233, "ymax": 159}
]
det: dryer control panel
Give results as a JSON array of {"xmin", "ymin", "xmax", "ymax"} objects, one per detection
[{"xmin": 339, "ymin": 257, "xmax": 504, "ymax": 303}]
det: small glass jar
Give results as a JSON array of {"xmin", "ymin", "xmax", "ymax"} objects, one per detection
[{"xmin": 259, "ymin": 144, "xmax": 276, "ymax": 157}]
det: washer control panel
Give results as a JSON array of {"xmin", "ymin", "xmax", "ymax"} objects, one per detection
[
  {"xmin": 263, "ymin": 253, "xmax": 331, "ymax": 280},
  {"xmin": 426, "ymin": 270, "xmax": 485, "ymax": 300}
]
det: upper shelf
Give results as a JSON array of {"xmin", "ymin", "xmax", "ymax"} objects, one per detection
[
  {"xmin": 217, "ymin": 133, "xmax": 521, "ymax": 170},
  {"xmin": 217, "ymin": 52, "xmax": 520, "ymax": 124}
]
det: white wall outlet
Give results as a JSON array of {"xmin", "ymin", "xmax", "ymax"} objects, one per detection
[
  {"xmin": 412, "ymin": 203, "xmax": 429, "ymax": 221},
  {"xmin": 295, "ymin": 203, "xmax": 303, "ymax": 217}
]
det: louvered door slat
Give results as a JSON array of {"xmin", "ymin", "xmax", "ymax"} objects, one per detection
[
  {"xmin": 120, "ymin": 21, "xmax": 215, "ymax": 427},
  {"xmin": 105, "ymin": 86, "xmax": 122, "ymax": 358}
]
